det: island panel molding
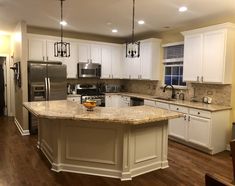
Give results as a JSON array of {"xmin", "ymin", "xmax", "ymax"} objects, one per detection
[{"xmin": 24, "ymin": 100, "xmax": 181, "ymax": 180}]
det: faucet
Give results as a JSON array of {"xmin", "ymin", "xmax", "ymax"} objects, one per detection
[{"xmin": 163, "ymin": 84, "xmax": 176, "ymax": 99}]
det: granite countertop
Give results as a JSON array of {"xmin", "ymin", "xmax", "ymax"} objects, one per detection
[
  {"xmin": 23, "ymin": 100, "xmax": 182, "ymax": 125},
  {"xmin": 105, "ymin": 92, "xmax": 231, "ymax": 112}
]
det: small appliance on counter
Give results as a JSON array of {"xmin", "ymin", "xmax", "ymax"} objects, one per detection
[
  {"xmin": 105, "ymin": 84, "xmax": 121, "ymax": 93},
  {"xmin": 203, "ymin": 96, "xmax": 212, "ymax": 104}
]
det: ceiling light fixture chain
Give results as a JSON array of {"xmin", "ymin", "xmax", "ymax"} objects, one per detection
[
  {"xmin": 54, "ymin": 0, "xmax": 70, "ymax": 58},
  {"xmin": 126, "ymin": 0, "xmax": 140, "ymax": 58}
]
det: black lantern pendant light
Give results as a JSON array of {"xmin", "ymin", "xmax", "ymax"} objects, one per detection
[
  {"xmin": 126, "ymin": 0, "xmax": 140, "ymax": 58},
  {"xmin": 54, "ymin": 0, "xmax": 70, "ymax": 57}
]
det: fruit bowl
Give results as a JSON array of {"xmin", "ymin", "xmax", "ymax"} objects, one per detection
[{"xmin": 83, "ymin": 100, "xmax": 96, "ymax": 111}]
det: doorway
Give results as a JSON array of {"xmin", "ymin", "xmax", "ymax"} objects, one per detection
[{"xmin": 0, "ymin": 57, "xmax": 6, "ymax": 116}]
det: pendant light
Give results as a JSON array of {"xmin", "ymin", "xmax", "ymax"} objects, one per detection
[
  {"xmin": 126, "ymin": 0, "xmax": 140, "ymax": 58},
  {"xmin": 54, "ymin": 0, "xmax": 70, "ymax": 57}
]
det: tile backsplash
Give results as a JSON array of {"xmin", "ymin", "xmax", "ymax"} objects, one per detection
[
  {"xmin": 67, "ymin": 78, "xmax": 231, "ymax": 106},
  {"xmin": 123, "ymin": 80, "xmax": 231, "ymax": 106}
]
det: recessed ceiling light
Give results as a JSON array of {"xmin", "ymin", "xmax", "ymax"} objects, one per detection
[
  {"xmin": 138, "ymin": 20, "xmax": 145, "ymax": 25},
  {"xmin": 60, "ymin": 20, "xmax": 67, "ymax": 26},
  {"xmin": 112, "ymin": 29, "xmax": 118, "ymax": 33},
  {"xmin": 179, "ymin": 6, "xmax": 188, "ymax": 12}
]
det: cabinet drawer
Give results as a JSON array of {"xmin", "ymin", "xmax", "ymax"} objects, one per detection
[
  {"xmin": 189, "ymin": 108, "xmax": 211, "ymax": 118},
  {"xmin": 67, "ymin": 96, "xmax": 81, "ymax": 103},
  {"xmin": 170, "ymin": 105, "xmax": 188, "ymax": 113},
  {"xmin": 155, "ymin": 102, "xmax": 169, "ymax": 110},
  {"xmin": 144, "ymin": 100, "xmax": 155, "ymax": 107}
]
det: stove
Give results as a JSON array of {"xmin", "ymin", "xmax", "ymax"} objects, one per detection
[{"xmin": 76, "ymin": 84, "xmax": 105, "ymax": 106}]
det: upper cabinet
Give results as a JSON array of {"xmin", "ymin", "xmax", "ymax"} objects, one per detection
[
  {"xmin": 182, "ymin": 23, "xmax": 235, "ymax": 84},
  {"xmin": 101, "ymin": 45, "xmax": 122, "ymax": 79},
  {"xmin": 78, "ymin": 43, "xmax": 102, "ymax": 64},
  {"xmin": 122, "ymin": 38, "xmax": 161, "ymax": 80},
  {"xmin": 62, "ymin": 41, "xmax": 78, "ymax": 79},
  {"xmin": 28, "ymin": 37, "xmax": 61, "ymax": 62}
]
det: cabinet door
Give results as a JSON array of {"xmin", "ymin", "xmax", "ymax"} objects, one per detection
[
  {"xmin": 188, "ymin": 115, "xmax": 211, "ymax": 148},
  {"xmin": 63, "ymin": 42, "xmax": 78, "ymax": 78},
  {"xmin": 122, "ymin": 56, "xmax": 132, "ymax": 79},
  {"xmin": 105, "ymin": 95, "xmax": 113, "ymax": 107},
  {"xmin": 90, "ymin": 44, "xmax": 102, "ymax": 64},
  {"xmin": 28, "ymin": 38, "xmax": 46, "ymax": 61},
  {"xmin": 169, "ymin": 114, "xmax": 187, "ymax": 140},
  {"xmin": 202, "ymin": 30, "xmax": 226, "ymax": 83},
  {"xmin": 111, "ymin": 95, "xmax": 121, "ymax": 108},
  {"xmin": 78, "ymin": 43, "xmax": 90, "ymax": 63},
  {"xmin": 46, "ymin": 40, "xmax": 62, "ymax": 62},
  {"xmin": 129, "ymin": 57, "xmax": 141, "ymax": 79},
  {"xmin": 140, "ymin": 42, "xmax": 151, "ymax": 80},
  {"xmin": 111, "ymin": 46, "xmax": 122, "ymax": 79},
  {"xmin": 101, "ymin": 46, "xmax": 112, "ymax": 78},
  {"xmin": 183, "ymin": 34, "xmax": 203, "ymax": 82}
]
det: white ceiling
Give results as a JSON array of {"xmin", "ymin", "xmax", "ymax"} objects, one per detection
[{"xmin": 1, "ymin": 0, "xmax": 235, "ymax": 37}]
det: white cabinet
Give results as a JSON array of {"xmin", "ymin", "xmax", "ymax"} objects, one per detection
[
  {"xmin": 101, "ymin": 45, "xmax": 122, "ymax": 79},
  {"xmin": 119, "ymin": 96, "xmax": 130, "ymax": 107},
  {"xmin": 105, "ymin": 94, "xmax": 121, "ymax": 107},
  {"xmin": 62, "ymin": 42, "xmax": 78, "ymax": 78},
  {"xmin": 188, "ymin": 115, "xmax": 211, "ymax": 148},
  {"xmin": 28, "ymin": 37, "xmax": 62, "ymax": 62},
  {"xmin": 182, "ymin": 23, "xmax": 235, "ymax": 84},
  {"xmin": 67, "ymin": 95, "xmax": 81, "ymax": 103},
  {"xmin": 168, "ymin": 105, "xmax": 188, "ymax": 141},
  {"xmin": 122, "ymin": 38, "xmax": 161, "ymax": 80},
  {"xmin": 183, "ymin": 34, "xmax": 203, "ymax": 82},
  {"xmin": 78, "ymin": 43, "xmax": 102, "ymax": 64},
  {"xmin": 144, "ymin": 99, "xmax": 169, "ymax": 110}
]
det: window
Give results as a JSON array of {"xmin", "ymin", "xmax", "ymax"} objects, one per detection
[
  {"xmin": 163, "ymin": 43, "xmax": 186, "ymax": 87},
  {"xmin": 164, "ymin": 63, "xmax": 186, "ymax": 86}
]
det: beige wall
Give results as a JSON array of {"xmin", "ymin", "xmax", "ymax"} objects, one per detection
[
  {"xmin": 0, "ymin": 35, "xmax": 11, "ymax": 53},
  {"xmin": 13, "ymin": 21, "xmax": 28, "ymax": 131}
]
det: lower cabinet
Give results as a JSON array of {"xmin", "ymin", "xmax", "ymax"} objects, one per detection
[
  {"xmin": 105, "ymin": 95, "xmax": 130, "ymax": 108},
  {"xmin": 67, "ymin": 95, "xmax": 81, "ymax": 103},
  {"xmin": 144, "ymin": 99, "xmax": 229, "ymax": 154},
  {"xmin": 187, "ymin": 115, "xmax": 211, "ymax": 148}
]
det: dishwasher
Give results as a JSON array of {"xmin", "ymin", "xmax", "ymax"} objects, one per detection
[{"xmin": 130, "ymin": 97, "xmax": 144, "ymax": 106}]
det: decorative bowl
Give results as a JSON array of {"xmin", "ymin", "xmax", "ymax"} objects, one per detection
[{"xmin": 83, "ymin": 100, "xmax": 96, "ymax": 111}]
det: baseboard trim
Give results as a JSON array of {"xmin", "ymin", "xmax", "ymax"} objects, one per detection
[
  {"xmin": 14, "ymin": 117, "xmax": 30, "ymax": 136},
  {"xmin": 227, "ymin": 144, "xmax": 231, "ymax": 151}
]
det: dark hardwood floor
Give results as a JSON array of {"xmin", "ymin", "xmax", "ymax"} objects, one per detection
[{"xmin": 0, "ymin": 116, "xmax": 233, "ymax": 186}]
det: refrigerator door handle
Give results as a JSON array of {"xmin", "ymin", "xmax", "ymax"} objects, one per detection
[
  {"xmin": 48, "ymin": 78, "xmax": 51, "ymax": 100},
  {"xmin": 45, "ymin": 78, "xmax": 48, "ymax": 100}
]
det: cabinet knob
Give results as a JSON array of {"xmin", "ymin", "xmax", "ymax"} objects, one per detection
[
  {"xmin": 184, "ymin": 114, "xmax": 187, "ymax": 121},
  {"xmin": 176, "ymin": 108, "xmax": 179, "ymax": 110},
  {"xmin": 198, "ymin": 112, "xmax": 200, "ymax": 115}
]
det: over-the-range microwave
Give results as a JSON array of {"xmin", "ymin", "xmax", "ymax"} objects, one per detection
[{"xmin": 77, "ymin": 63, "xmax": 101, "ymax": 78}]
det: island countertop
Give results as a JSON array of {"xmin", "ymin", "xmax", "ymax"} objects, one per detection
[{"xmin": 23, "ymin": 100, "xmax": 182, "ymax": 125}]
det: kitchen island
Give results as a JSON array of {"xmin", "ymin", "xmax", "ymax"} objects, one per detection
[{"xmin": 23, "ymin": 100, "xmax": 182, "ymax": 180}]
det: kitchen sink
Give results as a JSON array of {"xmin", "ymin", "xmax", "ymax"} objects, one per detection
[{"xmin": 152, "ymin": 97, "xmax": 176, "ymax": 101}]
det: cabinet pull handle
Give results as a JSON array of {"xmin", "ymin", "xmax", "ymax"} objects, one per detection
[
  {"xmin": 46, "ymin": 56, "xmax": 48, "ymax": 61},
  {"xmin": 112, "ymin": 75, "xmax": 113, "ymax": 78},
  {"xmin": 188, "ymin": 116, "xmax": 190, "ymax": 122},
  {"xmin": 43, "ymin": 56, "xmax": 45, "ymax": 61},
  {"xmin": 201, "ymin": 76, "xmax": 203, "ymax": 82},
  {"xmin": 197, "ymin": 76, "xmax": 199, "ymax": 82},
  {"xmin": 184, "ymin": 114, "xmax": 187, "ymax": 121}
]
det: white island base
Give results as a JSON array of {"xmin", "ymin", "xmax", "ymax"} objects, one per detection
[{"xmin": 38, "ymin": 119, "xmax": 169, "ymax": 181}]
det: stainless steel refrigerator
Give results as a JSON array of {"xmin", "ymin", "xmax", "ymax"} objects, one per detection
[{"xmin": 28, "ymin": 61, "xmax": 67, "ymax": 134}]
